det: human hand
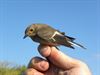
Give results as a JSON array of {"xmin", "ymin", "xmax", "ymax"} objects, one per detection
[{"xmin": 24, "ymin": 45, "xmax": 91, "ymax": 75}]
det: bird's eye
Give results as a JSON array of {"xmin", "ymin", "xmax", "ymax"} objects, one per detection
[{"xmin": 30, "ymin": 29, "xmax": 33, "ymax": 31}]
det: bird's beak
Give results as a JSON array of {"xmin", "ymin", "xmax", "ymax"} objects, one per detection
[{"xmin": 23, "ymin": 34, "xmax": 28, "ymax": 39}]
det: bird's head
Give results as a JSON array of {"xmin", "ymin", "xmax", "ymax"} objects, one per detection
[{"xmin": 23, "ymin": 24, "xmax": 37, "ymax": 39}]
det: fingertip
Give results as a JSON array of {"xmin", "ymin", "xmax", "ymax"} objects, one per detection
[
  {"xmin": 38, "ymin": 45, "xmax": 51, "ymax": 57},
  {"xmin": 28, "ymin": 57, "xmax": 49, "ymax": 72},
  {"xmin": 39, "ymin": 61, "xmax": 49, "ymax": 71}
]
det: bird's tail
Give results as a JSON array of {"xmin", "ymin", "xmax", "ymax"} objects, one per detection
[{"xmin": 68, "ymin": 41, "xmax": 86, "ymax": 49}]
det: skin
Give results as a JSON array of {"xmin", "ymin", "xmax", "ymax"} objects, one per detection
[{"xmin": 23, "ymin": 45, "xmax": 92, "ymax": 75}]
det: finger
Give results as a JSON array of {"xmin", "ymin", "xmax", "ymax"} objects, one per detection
[
  {"xmin": 38, "ymin": 45, "xmax": 78, "ymax": 70},
  {"xmin": 49, "ymin": 47, "xmax": 78, "ymax": 70},
  {"xmin": 23, "ymin": 68, "xmax": 44, "ymax": 75},
  {"xmin": 38, "ymin": 45, "xmax": 51, "ymax": 57},
  {"xmin": 28, "ymin": 57, "xmax": 49, "ymax": 72}
]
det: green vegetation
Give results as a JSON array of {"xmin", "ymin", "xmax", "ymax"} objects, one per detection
[{"xmin": 0, "ymin": 62, "xmax": 26, "ymax": 75}]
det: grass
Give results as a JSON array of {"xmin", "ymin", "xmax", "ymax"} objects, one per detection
[{"xmin": 0, "ymin": 62, "xmax": 26, "ymax": 75}]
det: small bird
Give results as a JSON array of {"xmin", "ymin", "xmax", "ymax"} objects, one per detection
[{"xmin": 23, "ymin": 23, "xmax": 86, "ymax": 49}]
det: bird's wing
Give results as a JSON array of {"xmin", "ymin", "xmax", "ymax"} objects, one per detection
[
  {"xmin": 37, "ymin": 28, "xmax": 77, "ymax": 49},
  {"xmin": 37, "ymin": 27, "xmax": 56, "ymax": 42}
]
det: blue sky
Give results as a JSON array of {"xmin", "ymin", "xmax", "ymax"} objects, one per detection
[{"xmin": 0, "ymin": 0, "xmax": 99, "ymax": 75}]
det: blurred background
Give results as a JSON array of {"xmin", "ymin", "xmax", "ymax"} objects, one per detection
[{"xmin": 0, "ymin": 0, "xmax": 99, "ymax": 75}]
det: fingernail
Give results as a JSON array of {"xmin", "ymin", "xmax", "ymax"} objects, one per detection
[
  {"xmin": 42, "ymin": 46, "xmax": 48, "ymax": 51},
  {"xmin": 40, "ymin": 61, "xmax": 46, "ymax": 68},
  {"xmin": 40, "ymin": 61, "xmax": 49, "ymax": 71},
  {"xmin": 38, "ymin": 45, "xmax": 48, "ymax": 51}
]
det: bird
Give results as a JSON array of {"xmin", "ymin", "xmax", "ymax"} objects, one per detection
[{"xmin": 23, "ymin": 23, "xmax": 86, "ymax": 49}]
